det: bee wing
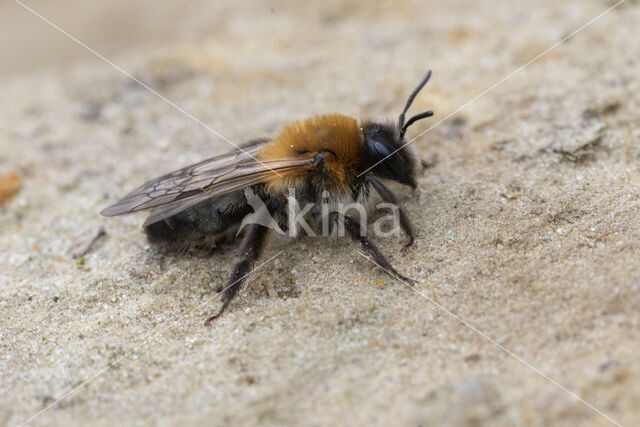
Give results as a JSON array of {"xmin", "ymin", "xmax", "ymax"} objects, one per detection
[
  {"xmin": 101, "ymin": 148, "xmax": 315, "ymax": 220},
  {"xmin": 100, "ymin": 143, "xmax": 314, "ymax": 224},
  {"xmin": 138, "ymin": 140, "xmax": 275, "ymax": 226},
  {"xmin": 110, "ymin": 141, "xmax": 262, "ymax": 205},
  {"xmin": 141, "ymin": 180, "xmax": 264, "ymax": 227}
]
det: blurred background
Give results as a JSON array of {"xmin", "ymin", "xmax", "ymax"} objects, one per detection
[
  {"xmin": 0, "ymin": 0, "xmax": 211, "ymax": 77},
  {"xmin": 1, "ymin": 0, "xmax": 421, "ymax": 77}
]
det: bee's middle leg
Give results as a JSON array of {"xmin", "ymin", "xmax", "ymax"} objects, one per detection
[{"xmin": 331, "ymin": 212, "xmax": 414, "ymax": 284}]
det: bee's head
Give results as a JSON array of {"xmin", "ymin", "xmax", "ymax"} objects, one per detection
[{"xmin": 362, "ymin": 70, "xmax": 433, "ymax": 188}]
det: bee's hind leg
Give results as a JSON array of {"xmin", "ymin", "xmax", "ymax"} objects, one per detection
[
  {"xmin": 331, "ymin": 212, "xmax": 414, "ymax": 284},
  {"xmin": 204, "ymin": 197, "xmax": 285, "ymax": 325},
  {"xmin": 366, "ymin": 176, "xmax": 415, "ymax": 249},
  {"xmin": 204, "ymin": 222, "xmax": 270, "ymax": 325}
]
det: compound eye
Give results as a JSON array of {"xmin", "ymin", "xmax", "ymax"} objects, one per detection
[
  {"xmin": 369, "ymin": 140, "xmax": 392, "ymax": 160},
  {"xmin": 366, "ymin": 139, "xmax": 403, "ymax": 176}
]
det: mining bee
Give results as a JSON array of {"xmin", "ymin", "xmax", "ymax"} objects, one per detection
[{"xmin": 102, "ymin": 71, "xmax": 434, "ymax": 324}]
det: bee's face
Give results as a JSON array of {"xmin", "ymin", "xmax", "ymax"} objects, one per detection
[{"xmin": 363, "ymin": 122, "xmax": 417, "ymax": 188}]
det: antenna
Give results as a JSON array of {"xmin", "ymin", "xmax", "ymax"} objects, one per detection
[
  {"xmin": 401, "ymin": 110, "xmax": 433, "ymax": 135},
  {"xmin": 398, "ymin": 70, "xmax": 433, "ymax": 137}
]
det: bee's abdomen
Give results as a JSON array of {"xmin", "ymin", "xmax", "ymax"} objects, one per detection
[{"xmin": 144, "ymin": 193, "xmax": 251, "ymax": 250}]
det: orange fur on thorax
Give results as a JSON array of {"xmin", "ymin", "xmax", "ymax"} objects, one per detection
[{"xmin": 258, "ymin": 114, "xmax": 363, "ymax": 194}]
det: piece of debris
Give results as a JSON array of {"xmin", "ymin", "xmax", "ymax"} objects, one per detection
[
  {"xmin": 598, "ymin": 359, "xmax": 620, "ymax": 372},
  {"xmin": 547, "ymin": 123, "xmax": 605, "ymax": 163},
  {"xmin": 582, "ymin": 98, "xmax": 620, "ymax": 120},
  {"xmin": 0, "ymin": 172, "xmax": 22, "ymax": 206},
  {"xmin": 79, "ymin": 101, "xmax": 102, "ymax": 121},
  {"xmin": 70, "ymin": 226, "xmax": 107, "ymax": 259}
]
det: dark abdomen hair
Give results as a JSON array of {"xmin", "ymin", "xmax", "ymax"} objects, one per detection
[{"xmin": 144, "ymin": 191, "xmax": 252, "ymax": 250}]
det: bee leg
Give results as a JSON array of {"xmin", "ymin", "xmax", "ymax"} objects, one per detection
[
  {"xmin": 366, "ymin": 176, "xmax": 415, "ymax": 249},
  {"xmin": 204, "ymin": 197, "xmax": 284, "ymax": 326},
  {"xmin": 204, "ymin": 222, "xmax": 270, "ymax": 326},
  {"xmin": 332, "ymin": 212, "xmax": 415, "ymax": 284}
]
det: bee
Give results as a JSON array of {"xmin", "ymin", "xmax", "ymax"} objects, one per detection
[{"xmin": 101, "ymin": 71, "xmax": 434, "ymax": 324}]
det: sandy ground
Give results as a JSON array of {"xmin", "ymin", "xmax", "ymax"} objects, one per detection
[{"xmin": 1, "ymin": 0, "xmax": 640, "ymax": 426}]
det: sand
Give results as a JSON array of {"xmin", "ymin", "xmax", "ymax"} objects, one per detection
[{"xmin": 1, "ymin": 0, "xmax": 639, "ymax": 426}]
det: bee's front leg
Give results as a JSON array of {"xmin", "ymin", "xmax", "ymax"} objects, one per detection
[
  {"xmin": 331, "ymin": 212, "xmax": 414, "ymax": 284},
  {"xmin": 366, "ymin": 176, "xmax": 415, "ymax": 249}
]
